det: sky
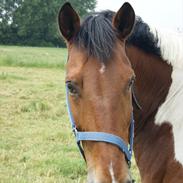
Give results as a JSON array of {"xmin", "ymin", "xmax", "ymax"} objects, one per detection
[{"xmin": 96, "ymin": 0, "xmax": 183, "ymax": 32}]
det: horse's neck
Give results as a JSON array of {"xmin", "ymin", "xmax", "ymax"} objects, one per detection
[
  {"xmin": 126, "ymin": 45, "xmax": 183, "ymax": 182},
  {"xmin": 126, "ymin": 45, "xmax": 172, "ymax": 125}
]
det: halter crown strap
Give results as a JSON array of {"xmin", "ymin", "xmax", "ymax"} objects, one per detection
[{"xmin": 65, "ymin": 84, "xmax": 134, "ymax": 163}]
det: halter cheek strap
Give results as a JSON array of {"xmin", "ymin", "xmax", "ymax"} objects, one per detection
[{"xmin": 65, "ymin": 83, "xmax": 135, "ymax": 165}]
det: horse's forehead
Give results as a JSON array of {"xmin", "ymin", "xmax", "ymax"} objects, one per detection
[
  {"xmin": 66, "ymin": 45, "xmax": 133, "ymax": 83},
  {"xmin": 67, "ymin": 47, "xmax": 104, "ymax": 79},
  {"xmin": 66, "ymin": 47, "xmax": 87, "ymax": 80}
]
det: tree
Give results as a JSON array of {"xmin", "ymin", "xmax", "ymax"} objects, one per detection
[
  {"xmin": 0, "ymin": 0, "xmax": 96, "ymax": 46},
  {"xmin": 0, "ymin": 0, "xmax": 22, "ymax": 44}
]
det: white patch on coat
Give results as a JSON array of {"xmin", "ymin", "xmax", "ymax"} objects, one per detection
[
  {"xmin": 109, "ymin": 162, "xmax": 117, "ymax": 183},
  {"xmin": 99, "ymin": 63, "xmax": 106, "ymax": 74},
  {"xmin": 155, "ymin": 69, "xmax": 183, "ymax": 165},
  {"xmin": 150, "ymin": 27, "xmax": 183, "ymax": 69},
  {"xmin": 150, "ymin": 27, "xmax": 183, "ymax": 165},
  {"xmin": 87, "ymin": 169, "xmax": 100, "ymax": 183}
]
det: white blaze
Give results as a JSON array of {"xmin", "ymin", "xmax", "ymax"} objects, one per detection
[
  {"xmin": 109, "ymin": 162, "xmax": 118, "ymax": 183},
  {"xmin": 99, "ymin": 63, "xmax": 106, "ymax": 74}
]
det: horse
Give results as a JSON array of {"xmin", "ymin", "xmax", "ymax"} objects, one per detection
[{"xmin": 58, "ymin": 2, "xmax": 183, "ymax": 183}]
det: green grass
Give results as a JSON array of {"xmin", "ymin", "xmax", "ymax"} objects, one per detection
[
  {"xmin": 0, "ymin": 46, "xmax": 67, "ymax": 69},
  {"xmin": 0, "ymin": 46, "xmax": 141, "ymax": 183}
]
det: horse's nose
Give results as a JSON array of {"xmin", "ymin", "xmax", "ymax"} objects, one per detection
[
  {"xmin": 124, "ymin": 178, "xmax": 133, "ymax": 183},
  {"xmin": 87, "ymin": 180, "xmax": 133, "ymax": 183},
  {"xmin": 87, "ymin": 165, "xmax": 133, "ymax": 183},
  {"xmin": 125, "ymin": 180, "xmax": 132, "ymax": 183},
  {"xmin": 87, "ymin": 175, "xmax": 133, "ymax": 183},
  {"xmin": 126, "ymin": 178, "xmax": 136, "ymax": 183}
]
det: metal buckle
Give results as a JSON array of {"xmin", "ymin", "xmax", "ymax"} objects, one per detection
[{"xmin": 72, "ymin": 127, "xmax": 78, "ymax": 136}]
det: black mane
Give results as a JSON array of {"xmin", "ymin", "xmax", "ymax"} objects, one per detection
[
  {"xmin": 74, "ymin": 11, "xmax": 116, "ymax": 63},
  {"xmin": 127, "ymin": 16, "xmax": 161, "ymax": 57},
  {"xmin": 73, "ymin": 10, "xmax": 161, "ymax": 62}
]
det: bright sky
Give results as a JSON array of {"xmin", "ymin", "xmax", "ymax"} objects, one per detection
[{"xmin": 96, "ymin": 0, "xmax": 183, "ymax": 32}]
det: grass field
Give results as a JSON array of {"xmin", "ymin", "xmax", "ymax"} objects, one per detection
[{"xmin": 0, "ymin": 46, "xmax": 141, "ymax": 183}]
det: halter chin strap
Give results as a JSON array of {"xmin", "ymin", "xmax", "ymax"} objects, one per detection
[{"xmin": 65, "ymin": 83, "xmax": 135, "ymax": 165}]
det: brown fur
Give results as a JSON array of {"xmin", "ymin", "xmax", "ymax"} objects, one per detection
[
  {"xmin": 59, "ymin": 3, "xmax": 136, "ymax": 182},
  {"xmin": 66, "ymin": 44, "xmax": 134, "ymax": 182},
  {"xmin": 59, "ymin": 2, "xmax": 183, "ymax": 183},
  {"xmin": 126, "ymin": 45, "xmax": 183, "ymax": 183}
]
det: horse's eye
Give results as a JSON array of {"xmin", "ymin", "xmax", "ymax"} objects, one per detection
[{"xmin": 66, "ymin": 81, "xmax": 79, "ymax": 96}]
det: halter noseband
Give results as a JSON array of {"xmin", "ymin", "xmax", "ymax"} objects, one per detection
[{"xmin": 65, "ymin": 83, "xmax": 137, "ymax": 166}]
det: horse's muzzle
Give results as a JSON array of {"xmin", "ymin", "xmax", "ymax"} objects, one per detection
[{"xmin": 87, "ymin": 171, "xmax": 133, "ymax": 183}]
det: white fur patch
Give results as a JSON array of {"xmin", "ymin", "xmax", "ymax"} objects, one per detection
[
  {"xmin": 150, "ymin": 27, "xmax": 183, "ymax": 69},
  {"xmin": 155, "ymin": 69, "xmax": 183, "ymax": 165},
  {"xmin": 99, "ymin": 63, "xmax": 106, "ymax": 74},
  {"xmin": 151, "ymin": 28, "xmax": 183, "ymax": 165},
  {"xmin": 109, "ymin": 162, "xmax": 117, "ymax": 183}
]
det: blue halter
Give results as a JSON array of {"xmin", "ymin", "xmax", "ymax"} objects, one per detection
[{"xmin": 65, "ymin": 83, "xmax": 135, "ymax": 165}]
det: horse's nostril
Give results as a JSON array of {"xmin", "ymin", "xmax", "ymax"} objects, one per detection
[{"xmin": 125, "ymin": 180, "xmax": 133, "ymax": 183}]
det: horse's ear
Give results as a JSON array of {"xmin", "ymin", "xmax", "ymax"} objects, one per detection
[
  {"xmin": 58, "ymin": 2, "xmax": 80, "ymax": 42},
  {"xmin": 113, "ymin": 2, "xmax": 135, "ymax": 39}
]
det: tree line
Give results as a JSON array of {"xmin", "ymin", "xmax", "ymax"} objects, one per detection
[{"xmin": 0, "ymin": 0, "xmax": 96, "ymax": 47}]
